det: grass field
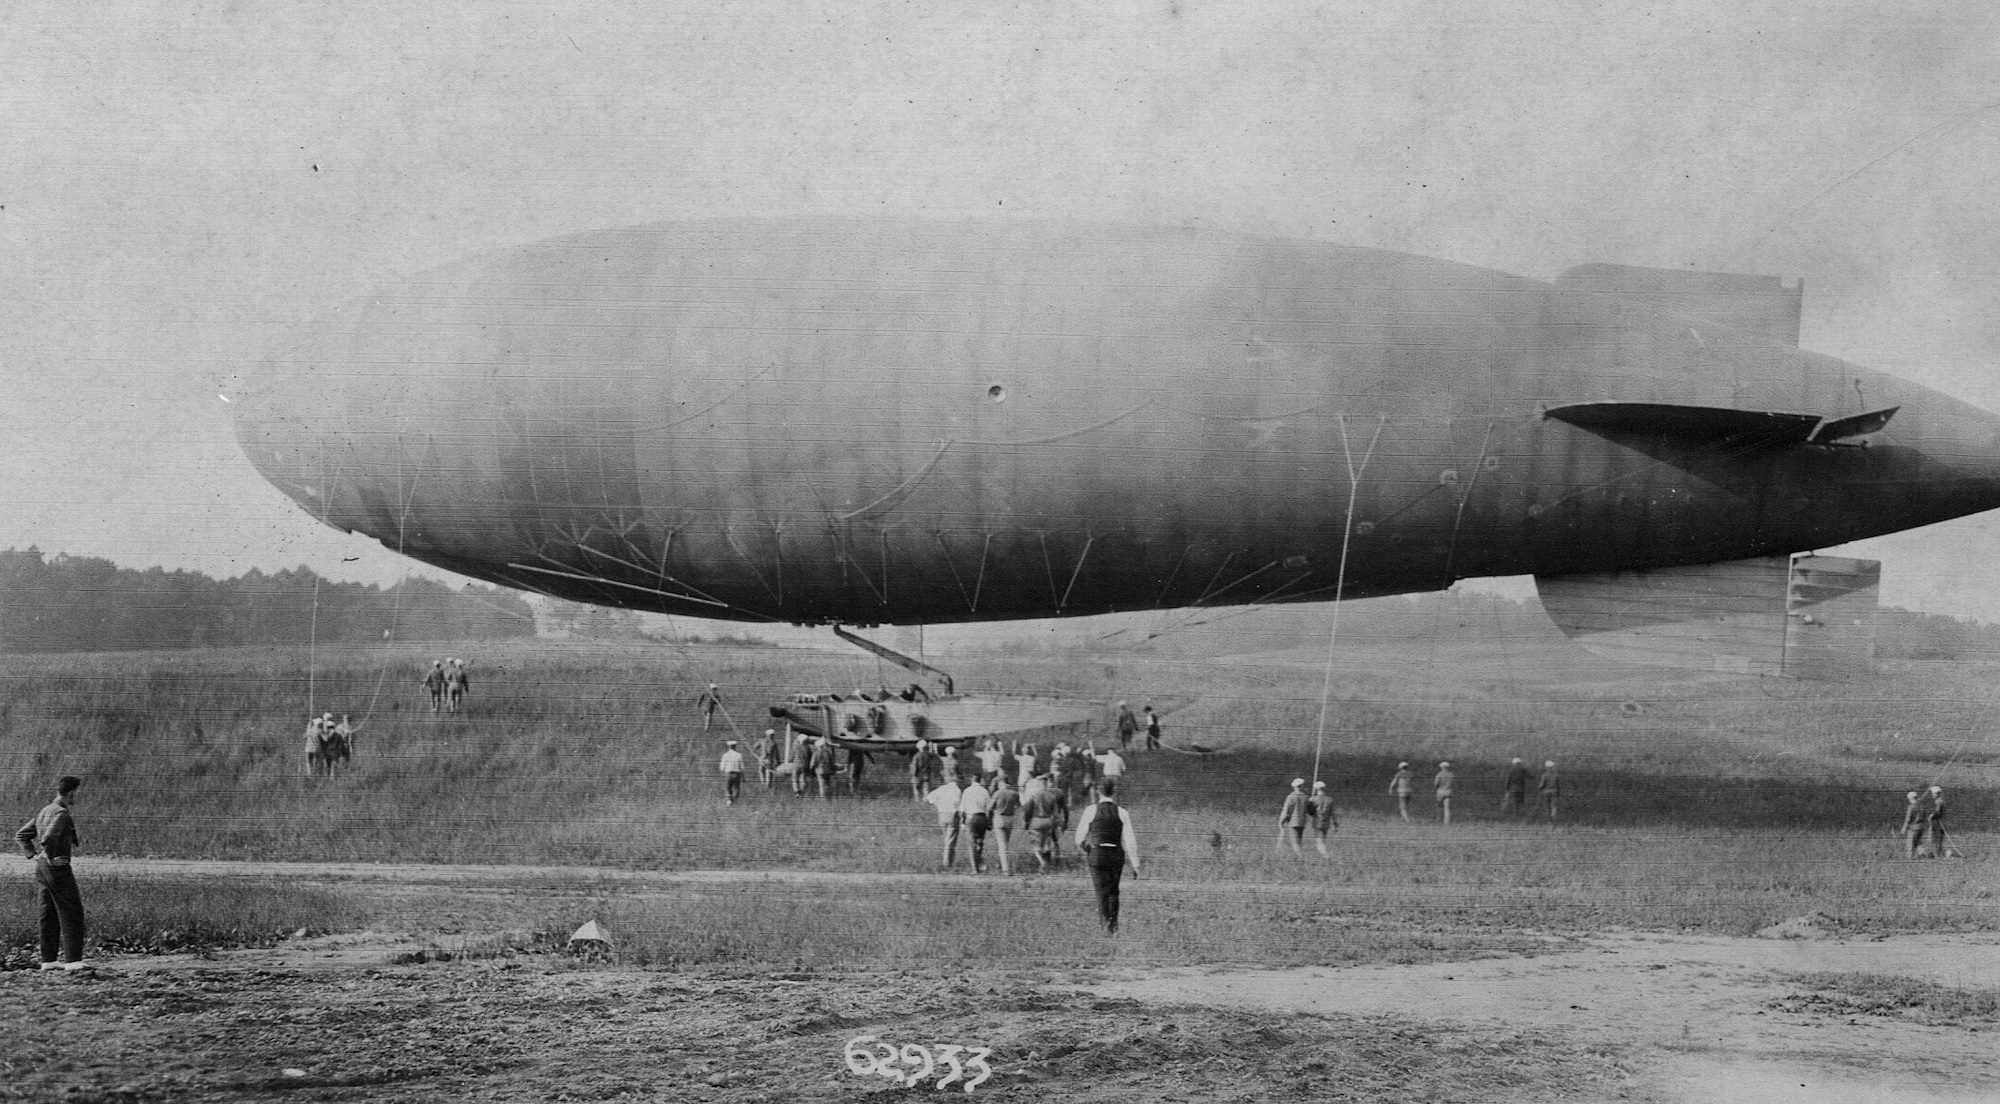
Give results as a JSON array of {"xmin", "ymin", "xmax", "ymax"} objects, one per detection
[{"xmin": 2, "ymin": 635, "xmax": 1996, "ymax": 966}]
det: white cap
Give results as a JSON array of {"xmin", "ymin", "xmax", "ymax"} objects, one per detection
[
  {"xmin": 1908, "ymin": 791, "xmax": 1920, "ymax": 800},
  {"xmin": 1546, "ymin": 760, "xmax": 1556, "ymax": 767},
  {"xmin": 1439, "ymin": 761, "xmax": 1450, "ymax": 768},
  {"xmin": 1398, "ymin": 761, "xmax": 1409, "ymax": 768},
  {"xmin": 726, "ymin": 739, "xmax": 737, "ymax": 746},
  {"xmin": 1313, "ymin": 781, "xmax": 1326, "ymax": 790},
  {"xmin": 1930, "ymin": 785, "xmax": 1943, "ymax": 794},
  {"xmin": 1291, "ymin": 777, "xmax": 1305, "ymax": 787}
]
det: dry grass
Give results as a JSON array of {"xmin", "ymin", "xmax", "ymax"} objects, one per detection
[{"xmin": 1, "ymin": 639, "xmax": 1996, "ymax": 968}]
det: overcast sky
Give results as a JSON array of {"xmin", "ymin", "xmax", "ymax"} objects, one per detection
[{"xmin": 7, "ymin": 1, "xmax": 2000, "ymax": 621}]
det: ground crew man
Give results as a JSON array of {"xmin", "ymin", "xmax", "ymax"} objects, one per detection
[
  {"xmin": 1143, "ymin": 706, "xmax": 1162, "ymax": 750},
  {"xmin": 810, "ymin": 737, "xmax": 838, "ymax": 799},
  {"xmin": 1434, "ymin": 761, "xmax": 1455, "ymax": 825},
  {"xmin": 421, "ymin": 661, "xmax": 446, "ymax": 713},
  {"xmin": 1539, "ymin": 760, "xmax": 1560, "ymax": 820},
  {"xmin": 958, "ymin": 775, "xmax": 994, "ymax": 873},
  {"xmin": 1307, "ymin": 780, "xmax": 1338, "ymax": 856},
  {"xmin": 444, "ymin": 659, "xmax": 470, "ymax": 713},
  {"xmin": 719, "ymin": 740, "xmax": 745, "ymax": 805},
  {"xmin": 335, "ymin": 714, "xmax": 356, "ymax": 759},
  {"xmin": 303, "ymin": 714, "xmax": 328, "ymax": 776},
  {"xmin": 927, "ymin": 775, "xmax": 965, "ymax": 870},
  {"xmin": 1388, "ymin": 761, "xmax": 1416, "ymax": 822},
  {"xmin": 1278, "ymin": 778, "xmax": 1309, "ymax": 855},
  {"xmin": 1074, "ymin": 779, "xmax": 1142, "ymax": 933},
  {"xmin": 1928, "ymin": 786, "xmax": 1950, "ymax": 858},
  {"xmin": 910, "ymin": 740, "xmax": 939, "ymax": 800},
  {"xmin": 753, "ymin": 729, "xmax": 779, "ymax": 787},
  {"xmin": 1096, "ymin": 746, "xmax": 1126, "ymax": 798},
  {"xmin": 1025, "ymin": 773, "xmax": 1068, "ymax": 872},
  {"xmin": 1116, "ymin": 701, "xmax": 1138, "ymax": 749},
  {"xmin": 1504, "ymin": 758, "xmax": 1531, "ymax": 813},
  {"xmin": 990, "ymin": 776, "xmax": 1022, "ymax": 875},
  {"xmin": 696, "ymin": 683, "xmax": 723, "ymax": 730},
  {"xmin": 16, "ymin": 776, "xmax": 87, "ymax": 970},
  {"xmin": 787, "ymin": 731, "xmax": 811, "ymax": 797},
  {"xmin": 1901, "ymin": 790, "xmax": 1930, "ymax": 859}
]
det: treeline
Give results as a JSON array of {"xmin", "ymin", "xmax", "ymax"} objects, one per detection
[
  {"xmin": 1873, "ymin": 606, "xmax": 2000, "ymax": 662},
  {"xmin": 0, "ymin": 547, "xmax": 535, "ymax": 652}
]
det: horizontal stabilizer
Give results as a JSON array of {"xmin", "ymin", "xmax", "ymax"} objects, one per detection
[
  {"xmin": 1557, "ymin": 263, "xmax": 1803, "ymax": 345},
  {"xmin": 1545, "ymin": 401, "xmax": 1896, "ymax": 448},
  {"xmin": 1536, "ymin": 554, "xmax": 1879, "ymax": 678}
]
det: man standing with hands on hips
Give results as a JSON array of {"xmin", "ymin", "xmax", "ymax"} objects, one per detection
[
  {"xmin": 16, "ymin": 776, "xmax": 89, "ymax": 971},
  {"xmin": 1074, "ymin": 779, "xmax": 1142, "ymax": 933}
]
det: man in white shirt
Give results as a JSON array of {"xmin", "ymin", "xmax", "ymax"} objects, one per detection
[
  {"xmin": 1096, "ymin": 747, "xmax": 1125, "ymax": 788},
  {"xmin": 1073, "ymin": 779, "xmax": 1142, "ymax": 933},
  {"xmin": 927, "ymin": 777, "xmax": 965, "ymax": 870},
  {"xmin": 719, "ymin": 740, "xmax": 745, "ymax": 805},
  {"xmin": 957, "ymin": 776, "xmax": 995, "ymax": 873}
]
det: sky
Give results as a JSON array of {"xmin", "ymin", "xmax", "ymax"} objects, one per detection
[{"xmin": 7, "ymin": 1, "xmax": 2000, "ymax": 621}]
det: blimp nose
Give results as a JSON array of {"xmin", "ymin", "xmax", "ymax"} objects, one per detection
[{"xmin": 231, "ymin": 355, "xmax": 334, "ymax": 520}]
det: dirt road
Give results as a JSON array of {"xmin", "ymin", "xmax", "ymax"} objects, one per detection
[
  {"xmin": 6, "ymin": 860, "xmax": 1998, "ymax": 1102},
  {"xmin": 1093, "ymin": 929, "xmax": 2000, "ymax": 1104}
]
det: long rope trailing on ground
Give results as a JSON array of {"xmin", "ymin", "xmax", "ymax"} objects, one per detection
[{"xmin": 1310, "ymin": 414, "xmax": 1386, "ymax": 789}]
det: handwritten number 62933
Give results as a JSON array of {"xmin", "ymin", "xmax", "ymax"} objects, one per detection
[{"xmin": 844, "ymin": 1036, "xmax": 993, "ymax": 1091}]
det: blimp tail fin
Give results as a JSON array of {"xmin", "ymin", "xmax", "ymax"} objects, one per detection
[
  {"xmin": 1545, "ymin": 401, "xmax": 1898, "ymax": 447},
  {"xmin": 1557, "ymin": 263, "xmax": 1803, "ymax": 346},
  {"xmin": 1535, "ymin": 554, "xmax": 1879, "ymax": 679}
]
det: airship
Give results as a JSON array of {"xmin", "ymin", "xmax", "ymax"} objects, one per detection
[{"xmin": 234, "ymin": 220, "xmax": 2000, "ymax": 675}]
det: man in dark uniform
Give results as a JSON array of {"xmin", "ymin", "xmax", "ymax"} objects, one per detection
[
  {"xmin": 1143, "ymin": 706, "xmax": 1162, "ymax": 751},
  {"xmin": 1116, "ymin": 701, "xmax": 1138, "ymax": 750},
  {"xmin": 697, "ymin": 683, "xmax": 723, "ymax": 731},
  {"xmin": 421, "ymin": 661, "xmax": 446, "ymax": 713},
  {"xmin": 16, "ymin": 776, "xmax": 88, "ymax": 970},
  {"xmin": 1503, "ymin": 758, "xmax": 1531, "ymax": 814},
  {"xmin": 1073, "ymin": 779, "xmax": 1142, "ymax": 933}
]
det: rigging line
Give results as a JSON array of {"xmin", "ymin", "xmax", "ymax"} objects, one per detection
[
  {"xmin": 952, "ymin": 401, "xmax": 1156, "ymax": 446},
  {"xmin": 972, "ymin": 532, "xmax": 993, "ymax": 612},
  {"xmin": 819, "ymin": 512, "xmax": 888, "ymax": 604},
  {"xmin": 306, "ymin": 575, "xmax": 320, "ymax": 721},
  {"xmin": 575, "ymin": 542, "xmax": 733, "ymax": 609},
  {"xmin": 1311, "ymin": 414, "xmax": 1387, "ymax": 790},
  {"xmin": 506, "ymin": 562, "xmax": 737, "ymax": 611},
  {"xmin": 1441, "ymin": 421, "xmax": 1498, "ymax": 583},
  {"xmin": 723, "ymin": 525, "xmax": 783, "ymax": 607},
  {"xmin": 840, "ymin": 440, "xmax": 954, "ymax": 523},
  {"xmin": 933, "ymin": 531, "xmax": 979, "ymax": 614},
  {"xmin": 1189, "ymin": 559, "xmax": 1282, "ymax": 609},
  {"xmin": 1059, "ymin": 535, "xmax": 1096, "ymax": 613},
  {"xmin": 1188, "ymin": 550, "xmax": 1243, "ymax": 608},
  {"xmin": 633, "ymin": 362, "xmax": 780, "ymax": 432},
  {"xmin": 1152, "ymin": 544, "xmax": 1193, "ymax": 607},
  {"xmin": 1038, "ymin": 532, "xmax": 1059, "ymax": 610}
]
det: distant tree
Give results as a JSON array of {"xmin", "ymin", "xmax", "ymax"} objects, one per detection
[{"xmin": 0, "ymin": 547, "xmax": 535, "ymax": 652}]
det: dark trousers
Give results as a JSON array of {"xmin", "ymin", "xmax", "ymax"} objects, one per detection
[
  {"xmin": 725, "ymin": 772, "xmax": 742, "ymax": 803},
  {"xmin": 1089, "ymin": 858, "xmax": 1125, "ymax": 932},
  {"xmin": 36, "ymin": 860, "xmax": 85, "ymax": 964}
]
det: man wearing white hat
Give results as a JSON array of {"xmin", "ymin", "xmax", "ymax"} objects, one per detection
[
  {"xmin": 1434, "ymin": 761, "xmax": 1455, "ymax": 825},
  {"xmin": 719, "ymin": 740, "xmax": 745, "ymax": 806},
  {"xmin": 1900, "ymin": 789, "xmax": 1930, "ymax": 859},
  {"xmin": 1278, "ymin": 778, "xmax": 1310, "ymax": 855},
  {"xmin": 1307, "ymin": 781, "xmax": 1338, "ymax": 856}
]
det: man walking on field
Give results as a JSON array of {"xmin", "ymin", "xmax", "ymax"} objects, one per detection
[
  {"xmin": 1901, "ymin": 789, "xmax": 1930, "ymax": 859},
  {"xmin": 1116, "ymin": 701, "xmax": 1138, "ymax": 750},
  {"xmin": 421, "ymin": 660, "xmax": 446, "ymax": 713},
  {"xmin": 1024, "ymin": 772, "xmax": 1068, "ymax": 872},
  {"xmin": 1307, "ymin": 780, "xmax": 1338, "ymax": 856},
  {"xmin": 1539, "ymin": 760, "xmax": 1560, "ymax": 821},
  {"xmin": 1503, "ymin": 757, "xmax": 1530, "ymax": 814},
  {"xmin": 719, "ymin": 740, "xmax": 745, "ymax": 806},
  {"xmin": 753, "ymin": 729, "xmax": 778, "ymax": 787},
  {"xmin": 1277, "ymin": 778, "xmax": 1309, "ymax": 855},
  {"xmin": 1434, "ymin": 761, "xmax": 1455, "ymax": 825},
  {"xmin": 927, "ymin": 774, "xmax": 965, "ymax": 871},
  {"xmin": 1388, "ymin": 761, "xmax": 1416, "ymax": 822},
  {"xmin": 1074, "ymin": 779, "xmax": 1142, "ymax": 933},
  {"xmin": 697, "ymin": 683, "xmax": 723, "ymax": 731},
  {"xmin": 16, "ymin": 776, "xmax": 88, "ymax": 971}
]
